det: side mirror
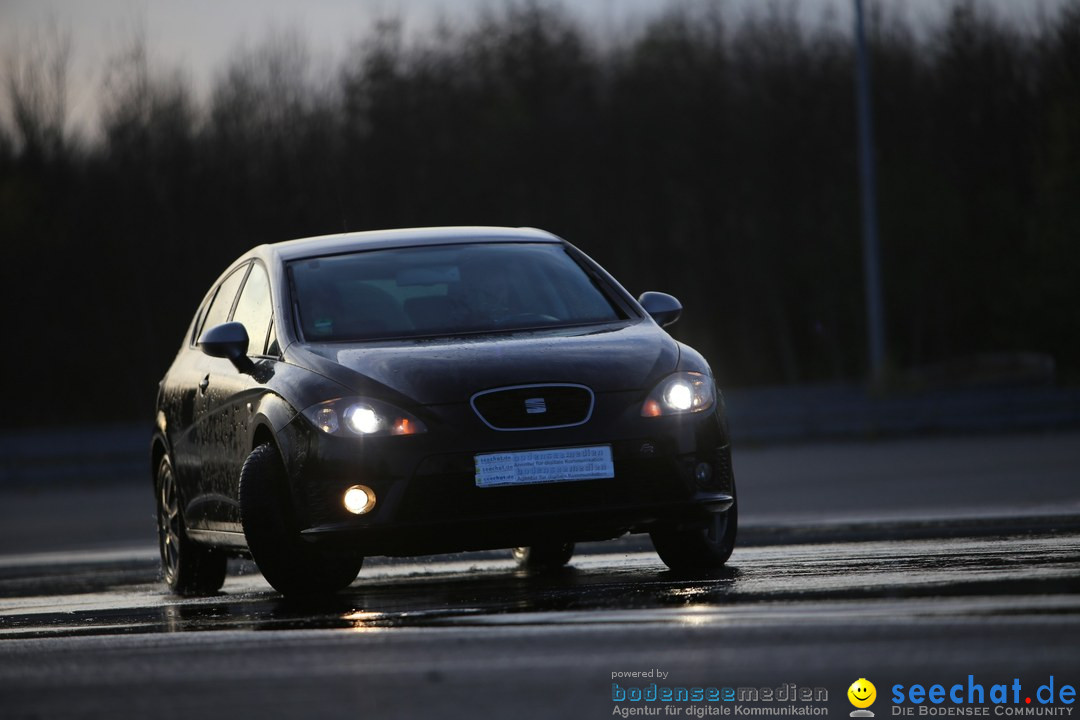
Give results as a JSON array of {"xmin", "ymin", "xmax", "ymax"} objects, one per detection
[
  {"xmin": 638, "ymin": 291, "xmax": 683, "ymax": 328},
  {"xmin": 199, "ymin": 322, "xmax": 254, "ymax": 373}
]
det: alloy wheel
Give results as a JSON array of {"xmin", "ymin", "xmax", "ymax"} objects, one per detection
[{"xmin": 157, "ymin": 461, "xmax": 182, "ymax": 584}]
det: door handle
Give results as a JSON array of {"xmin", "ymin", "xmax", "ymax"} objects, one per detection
[{"xmin": 198, "ymin": 374, "xmax": 210, "ymax": 394}]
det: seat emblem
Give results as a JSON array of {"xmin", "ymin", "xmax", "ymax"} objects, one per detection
[{"xmin": 525, "ymin": 397, "xmax": 547, "ymax": 414}]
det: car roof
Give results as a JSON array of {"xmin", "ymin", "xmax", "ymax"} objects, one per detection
[{"xmin": 251, "ymin": 226, "xmax": 564, "ymax": 265}]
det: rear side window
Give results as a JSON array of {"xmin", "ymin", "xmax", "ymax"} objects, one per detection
[
  {"xmin": 231, "ymin": 263, "xmax": 273, "ymax": 356},
  {"xmin": 197, "ymin": 264, "xmax": 249, "ymax": 343}
]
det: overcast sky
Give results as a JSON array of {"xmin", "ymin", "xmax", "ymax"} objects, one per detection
[{"xmin": 0, "ymin": 0, "xmax": 1068, "ymax": 137}]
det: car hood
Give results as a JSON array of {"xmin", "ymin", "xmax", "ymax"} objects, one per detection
[{"xmin": 291, "ymin": 321, "xmax": 679, "ymax": 405}]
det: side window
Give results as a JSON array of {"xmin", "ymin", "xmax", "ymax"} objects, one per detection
[
  {"xmin": 189, "ymin": 303, "xmax": 208, "ymax": 346},
  {"xmin": 197, "ymin": 264, "xmax": 249, "ymax": 343},
  {"xmin": 266, "ymin": 320, "xmax": 280, "ymax": 357},
  {"xmin": 231, "ymin": 263, "xmax": 273, "ymax": 356}
]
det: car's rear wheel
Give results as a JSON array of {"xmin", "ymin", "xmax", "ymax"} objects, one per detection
[
  {"xmin": 239, "ymin": 443, "xmax": 363, "ymax": 598},
  {"xmin": 650, "ymin": 498, "xmax": 738, "ymax": 571},
  {"xmin": 156, "ymin": 455, "xmax": 227, "ymax": 595},
  {"xmin": 511, "ymin": 542, "xmax": 575, "ymax": 570}
]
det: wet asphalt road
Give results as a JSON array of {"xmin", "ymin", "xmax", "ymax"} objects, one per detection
[
  {"xmin": 1, "ymin": 431, "xmax": 1079, "ymax": 719},
  {"xmin": 2, "ymin": 532, "xmax": 1079, "ymax": 719}
]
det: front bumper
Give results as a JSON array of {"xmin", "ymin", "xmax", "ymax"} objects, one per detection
[{"xmin": 283, "ymin": 391, "xmax": 735, "ymax": 557}]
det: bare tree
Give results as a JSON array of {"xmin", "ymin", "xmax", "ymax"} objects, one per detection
[{"xmin": 2, "ymin": 20, "xmax": 72, "ymax": 157}]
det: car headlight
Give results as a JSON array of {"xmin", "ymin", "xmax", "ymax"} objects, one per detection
[
  {"xmin": 641, "ymin": 372, "xmax": 716, "ymax": 417},
  {"xmin": 302, "ymin": 398, "xmax": 427, "ymax": 437}
]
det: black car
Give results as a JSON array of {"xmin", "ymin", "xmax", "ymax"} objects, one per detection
[{"xmin": 152, "ymin": 226, "xmax": 736, "ymax": 597}]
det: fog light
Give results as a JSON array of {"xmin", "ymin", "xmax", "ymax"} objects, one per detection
[
  {"xmin": 343, "ymin": 485, "xmax": 376, "ymax": 515},
  {"xmin": 695, "ymin": 462, "xmax": 713, "ymax": 483}
]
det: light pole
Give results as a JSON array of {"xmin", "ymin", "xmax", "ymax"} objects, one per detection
[{"xmin": 854, "ymin": 0, "xmax": 887, "ymax": 386}]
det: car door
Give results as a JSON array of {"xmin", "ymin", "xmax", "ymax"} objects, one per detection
[
  {"xmin": 184, "ymin": 262, "xmax": 250, "ymax": 531},
  {"xmin": 164, "ymin": 296, "xmax": 215, "ymax": 502},
  {"xmin": 196, "ymin": 261, "xmax": 278, "ymax": 533}
]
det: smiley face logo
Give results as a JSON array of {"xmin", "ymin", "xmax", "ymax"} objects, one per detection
[{"xmin": 848, "ymin": 678, "xmax": 877, "ymax": 712}]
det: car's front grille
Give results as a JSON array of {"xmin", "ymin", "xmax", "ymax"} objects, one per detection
[
  {"xmin": 695, "ymin": 445, "xmax": 734, "ymax": 491},
  {"xmin": 400, "ymin": 455, "xmax": 680, "ymax": 524},
  {"xmin": 471, "ymin": 384, "xmax": 594, "ymax": 430}
]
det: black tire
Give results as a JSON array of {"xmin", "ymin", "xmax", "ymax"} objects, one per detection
[
  {"xmin": 239, "ymin": 443, "xmax": 363, "ymax": 597},
  {"xmin": 650, "ymin": 499, "xmax": 738, "ymax": 571},
  {"xmin": 156, "ymin": 455, "xmax": 227, "ymax": 595},
  {"xmin": 511, "ymin": 542, "xmax": 575, "ymax": 570}
]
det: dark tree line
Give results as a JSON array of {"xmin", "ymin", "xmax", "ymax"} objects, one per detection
[{"xmin": 2, "ymin": 1, "xmax": 1079, "ymax": 427}]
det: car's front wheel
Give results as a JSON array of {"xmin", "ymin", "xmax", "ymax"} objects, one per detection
[
  {"xmin": 511, "ymin": 542, "xmax": 575, "ymax": 570},
  {"xmin": 156, "ymin": 455, "xmax": 227, "ymax": 595},
  {"xmin": 239, "ymin": 443, "xmax": 363, "ymax": 598},
  {"xmin": 650, "ymin": 499, "xmax": 737, "ymax": 571}
]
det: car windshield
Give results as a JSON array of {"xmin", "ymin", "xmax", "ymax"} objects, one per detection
[{"xmin": 288, "ymin": 242, "xmax": 625, "ymax": 342}]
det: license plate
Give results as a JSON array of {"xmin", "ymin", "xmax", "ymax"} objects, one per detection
[{"xmin": 474, "ymin": 445, "xmax": 615, "ymax": 488}]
